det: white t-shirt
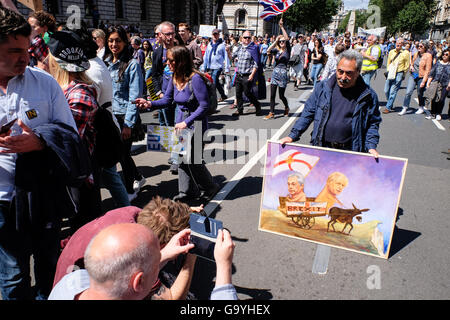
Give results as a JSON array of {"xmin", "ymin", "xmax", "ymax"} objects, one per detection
[{"xmin": 86, "ymin": 57, "xmax": 113, "ymax": 107}]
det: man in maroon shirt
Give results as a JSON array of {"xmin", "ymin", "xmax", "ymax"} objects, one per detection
[{"xmin": 53, "ymin": 197, "xmax": 200, "ymax": 300}]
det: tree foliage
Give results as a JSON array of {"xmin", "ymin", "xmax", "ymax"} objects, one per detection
[
  {"xmin": 369, "ymin": 0, "xmax": 437, "ymax": 37},
  {"xmin": 283, "ymin": 0, "xmax": 342, "ymax": 33}
]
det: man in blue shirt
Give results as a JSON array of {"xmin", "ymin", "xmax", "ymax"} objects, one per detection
[
  {"xmin": 0, "ymin": 7, "xmax": 79, "ymax": 300},
  {"xmin": 202, "ymin": 29, "xmax": 230, "ymax": 102}
]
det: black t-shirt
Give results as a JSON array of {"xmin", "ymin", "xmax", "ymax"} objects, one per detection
[{"xmin": 323, "ymin": 81, "xmax": 365, "ymax": 144}]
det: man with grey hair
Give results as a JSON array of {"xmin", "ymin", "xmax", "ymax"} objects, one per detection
[
  {"xmin": 361, "ymin": 34, "xmax": 381, "ymax": 86},
  {"xmin": 287, "ymin": 173, "xmax": 306, "ymax": 202},
  {"xmin": 280, "ymin": 49, "xmax": 381, "ymax": 158},
  {"xmin": 383, "ymin": 37, "xmax": 410, "ymax": 114}
]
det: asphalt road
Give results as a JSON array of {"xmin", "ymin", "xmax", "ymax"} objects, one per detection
[
  {"xmin": 122, "ymin": 66, "xmax": 450, "ymax": 300},
  {"xmin": 10, "ymin": 66, "xmax": 448, "ymax": 301}
]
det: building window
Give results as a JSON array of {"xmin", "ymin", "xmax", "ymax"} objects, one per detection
[
  {"xmin": 115, "ymin": 0, "xmax": 124, "ymax": 19},
  {"xmin": 140, "ymin": 0, "xmax": 147, "ymax": 20},
  {"xmin": 85, "ymin": 0, "xmax": 97, "ymax": 17},
  {"xmin": 236, "ymin": 9, "xmax": 247, "ymax": 28},
  {"xmin": 46, "ymin": 0, "xmax": 60, "ymax": 15}
]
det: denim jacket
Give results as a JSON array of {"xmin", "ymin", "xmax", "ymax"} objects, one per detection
[
  {"xmin": 289, "ymin": 74, "xmax": 382, "ymax": 152},
  {"xmin": 106, "ymin": 57, "xmax": 143, "ymax": 128}
]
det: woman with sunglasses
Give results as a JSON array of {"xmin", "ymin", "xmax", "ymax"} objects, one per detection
[
  {"xmin": 264, "ymin": 18, "xmax": 290, "ymax": 120},
  {"xmin": 103, "ymin": 26, "xmax": 146, "ymax": 201},
  {"xmin": 424, "ymin": 49, "xmax": 450, "ymax": 121},
  {"xmin": 134, "ymin": 46, "xmax": 219, "ymax": 202},
  {"xmin": 400, "ymin": 41, "xmax": 433, "ymax": 115}
]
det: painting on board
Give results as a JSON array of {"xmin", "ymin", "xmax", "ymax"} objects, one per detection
[{"xmin": 258, "ymin": 141, "xmax": 408, "ymax": 259}]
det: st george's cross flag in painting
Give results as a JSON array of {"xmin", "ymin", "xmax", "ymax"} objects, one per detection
[
  {"xmin": 272, "ymin": 149, "xmax": 319, "ymax": 177},
  {"xmin": 259, "ymin": 0, "xmax": 296, "ymax": 20}
]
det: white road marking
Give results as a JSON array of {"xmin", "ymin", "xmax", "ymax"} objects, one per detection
[
  {"xmin": 432, "ymin": 119, "xmax": 446, "ymax": 131},
  {"xmin": 204, "ymin": 90, "xmax": 311, "ymax": 215}
]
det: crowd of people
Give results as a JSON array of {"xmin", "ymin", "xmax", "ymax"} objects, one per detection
[{"xmin": 0, "ymin": 1, "xmax": 448, "ymax": 301}]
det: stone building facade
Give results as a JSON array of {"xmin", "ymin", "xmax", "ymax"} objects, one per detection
[
  {"xmin": 222, "ymin": 0, "xmax": 274, "ymax": 36},
  {"xmin": 430, "ymin": 0, "xmax": 450, "ymax": 40},
  {"xmin": 13, "ymin": 0, "xmax": 215, "ymax": 35},
  {"xmin": 326, "ymin": 2, "xmax": 346, "ymax": 36}
]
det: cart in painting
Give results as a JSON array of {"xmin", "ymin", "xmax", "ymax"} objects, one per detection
[{"xmin": 278, "ymin": 197, "xmax": 328, "ymax": 229}]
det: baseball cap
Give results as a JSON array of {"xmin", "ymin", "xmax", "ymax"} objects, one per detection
[{"xmin": 48, "ymin": 30, "xmax": 90, "ymax": 72}]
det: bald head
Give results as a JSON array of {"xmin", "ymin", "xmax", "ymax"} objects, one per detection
[{"xmin": 84, "ymin": 223, "xmax": 161, "ymax": 299}]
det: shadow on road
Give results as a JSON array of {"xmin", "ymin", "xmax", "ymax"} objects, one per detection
[{"xmin": 388, "ymin": 207, "xmax": 421, "ymax": 258}]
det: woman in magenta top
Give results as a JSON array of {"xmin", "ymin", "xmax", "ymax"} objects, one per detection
[{"xmin": 135, "ymin": 46, "xmax": 219, "ymax": 202}]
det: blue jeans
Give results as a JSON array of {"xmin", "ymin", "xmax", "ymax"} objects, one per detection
[
  {"xmin": 310, "ymin": 63, "xmax": 323, "ymax": 89},
  {"xmin": 261, "ymin": 53, "xmax": 268, "ymax": 67},
  {"xmin": 100, "ymin": 165, "xmax": 130, "ymax": 207},
  {"xmin": 362, "ymin": 70, "xmax": 377, "ymax": 86},
  {"xmin": 384, "ymin": 72, "xmax": 404, "ymax": 110},
  {"xmin": 210, "ymin": 68, "xmax": 227, "ymax": 99},
  {"xmin": 403, "ymin": 76, "xmax": 425, "ymax": 108},
  {"xmin": 0, "ymin": 201, "xmax": 60, "ymax": 300}
]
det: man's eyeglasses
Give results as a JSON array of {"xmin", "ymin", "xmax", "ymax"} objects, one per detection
[
  {"xmin": 243, "ymin": 36, "xmax": 251, "ymax": 40},
  {"xmin": 162, "ymin": 32, "xmax": 175, "ymax": 37}
]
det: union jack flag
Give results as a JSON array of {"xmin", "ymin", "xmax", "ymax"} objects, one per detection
[{"xmin": 259, "ymin": 0, "xmax": 296, "ymax": 20}]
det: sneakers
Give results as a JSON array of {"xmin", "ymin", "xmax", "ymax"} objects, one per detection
[
  {"xmin": 398, "ymin": 107, "xmax": 407, "ymax": 116},
  {"xmin": 436, "ymin": 114, "xmax": 442, "ymax": 121},
  {"xmin": 169, "ymin": 163, "xmax": 178, "ymax": 175},
  {"xmin": 173, "ymin": 192, "xmax": 200, "ymax": 202},
  {"xmin": 201, "ymin": 183, "xmax": 221, "ymax": 201},
  {"xmin": 128, "ymin": 192, "xmax": 137, "ymax": 202},
  {"xmin": 133, "ymin": 177, "xmax": 146, "ymax": 193},
  {"xmin": 382, "ymin": 108, "xmax": 393, "ymax": 114},
  {"xmin": 264, "ymin": 112, "xmax": 274, "ymax": 120},
  {"xmin": 415, "ymin": 107, "xmax": 425, "ymax": 114}
]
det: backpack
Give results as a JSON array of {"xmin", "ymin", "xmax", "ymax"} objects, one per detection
[
  {"xmin": 93, "ymin": 102, "xmax": 125, "ymax": 168},
  {"xmin": 187, "ymin": 72, "xmax": 218, "ymax": 115}
]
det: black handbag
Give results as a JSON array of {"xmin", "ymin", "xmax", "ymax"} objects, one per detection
[{"xmin": 288, "ymin": 54, "xmax": 301, "ymax": 66}]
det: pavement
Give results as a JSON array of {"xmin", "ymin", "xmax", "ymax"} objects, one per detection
[
  {"xmin": 6, "ymin": 66, "xmax": 449, "ymax": 301},
  {"xmin": 117, "ymin": 66, "xmax": 450, "ymax": 300}
]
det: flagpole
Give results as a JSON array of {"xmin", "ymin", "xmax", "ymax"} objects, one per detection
[{"xmin": 256, "ymin": 1, "xmax": 260, "ymax": 37}]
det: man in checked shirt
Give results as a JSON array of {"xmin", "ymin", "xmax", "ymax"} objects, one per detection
[
  {"xmin": 27, "ymin": 10, "xmax": 56, "ymax": 70},
  {"xmin": 229, "ymin": 30, "xmax": 262, "ymax": 117}
]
